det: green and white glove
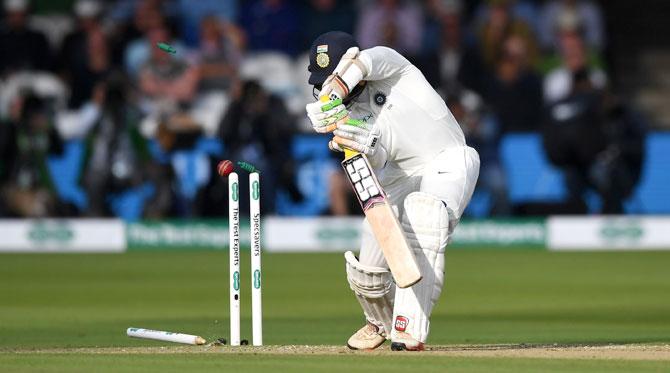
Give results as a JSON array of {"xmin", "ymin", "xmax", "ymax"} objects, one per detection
[
  {"xmin": 331, "ymin": 119, "xmax": 381, "ymax": 157},
  {"xmin": 305, "ymin": 98, "xmax": 348, "ymax": 133}
]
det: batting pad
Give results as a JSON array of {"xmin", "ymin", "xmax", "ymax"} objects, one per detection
[
  {"xmin": 345, "ymin": 251, "xmax": 395, "ymax": 336},
  {"xmin": 392, "ymin": 192, "xmax": 450, "ymax": 343}
]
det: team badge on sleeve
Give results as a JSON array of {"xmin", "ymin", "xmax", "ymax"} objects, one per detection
[{"xmin": 374, "ymin": 92, "xmax": 387, "ymax": 106}]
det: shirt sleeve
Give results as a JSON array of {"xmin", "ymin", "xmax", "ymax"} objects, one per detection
[{"xmin": 358, "ymin": 46, "xmax": 412, "ymax": 81}]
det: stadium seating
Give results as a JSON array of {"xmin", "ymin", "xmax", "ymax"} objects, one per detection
[
  {"xmin": 47, "ymin": 140, "xmax": 87, "ymax": 210},
  {"xmin": 500, "ymin": 133, "xmax": 567, "ymax": 204},
  {"xmin": 626, "ymin": 133, "xmax": 670, "ymax": 213},
  {"xmin": 276, "ymin": 135, "xmax": 335, "ymax": 216},
  {"xmin": 47, "ymin": 132, "xmax": 670, "ymax": 218}
]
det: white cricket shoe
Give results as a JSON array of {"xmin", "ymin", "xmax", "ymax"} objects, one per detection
[
  {"xmin": 390, "ymin": 332, "xmax": 425, "ymax": 351},
  {"xmin": 346, "ymin": 323, "xmax": 386, "ymax": 350}
]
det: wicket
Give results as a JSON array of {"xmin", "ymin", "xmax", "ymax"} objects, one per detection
[
  {"xmin": 228, "ymin": 172, "xmax": 241, "ymax": 346},
  {"xmin": 228, "ymin": 171, "xmax": 262, "ymax": 346},
  {"xmin": 250, "ymin": 172, "xmax": 263, "ymax": 346}
]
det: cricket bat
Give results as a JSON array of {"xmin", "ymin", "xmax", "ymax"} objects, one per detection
[{"xmin": 320, "ymin": 96, "xmax": 422, "ymax": 288}]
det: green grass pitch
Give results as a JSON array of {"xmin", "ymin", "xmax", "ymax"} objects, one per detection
[{"xmin": 1, "ymin": 249, "xmax": 669, "ymax": 372}]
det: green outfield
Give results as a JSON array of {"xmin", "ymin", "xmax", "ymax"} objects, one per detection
[{"xmin": 1, "ymin": 249, "xmax": 669, "ymax": 372}]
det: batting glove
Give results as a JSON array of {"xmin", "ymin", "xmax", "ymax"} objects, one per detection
[
  {"xmin": 331, "ymin": 119, "xmax": 380, "ymax": 157},
  {"xmin": 306, "ymin": 98, "xmax": 348, "ymax": 133}
]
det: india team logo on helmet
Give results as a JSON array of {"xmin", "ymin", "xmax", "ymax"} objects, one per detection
[
  {"xmin": 308, "ymin": 32, "xmax": 358, "ymax": 86},
  {"xmin": 394, "ymin": 316, "xmax": 409, "ymax": 331},
  {"xmin": 316, "ymin": 53, "xmax": 330, "ymax": 68}
]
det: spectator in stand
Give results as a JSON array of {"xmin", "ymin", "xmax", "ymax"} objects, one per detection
[
  {"xmin": 481, "ymin": 34, "xmax": 542, "ymax": 132},
  {"xmin": 419, "ymin": 0, "xmax": 463, "ymax": 92},
  {"xmin": 137, "ymin": 25, "xmax": 200, "ymax": 139},
  {"xmin": 356, "ymin": 0, "xmax": 423, "ymax": 57},
  {"xmin": 0, "ymin": 0, "xmax": 52, "ymax": 76},
  {"xmin": 448, "ymin": 89, "xmax": 510, "ymax": 216},
  {"xmin": 0, "ymin": 93, "xmax": 67, "ymax": 217},
  {"xmin": 138, "ymin": 27, "xmax": 184, "ymax": 95},
  {"xmin": 539, "ymin": 0, "xmax": 604, "ymax": 52},
  {"xmin": 122, "ymin": 5, "xmax": 183, "ymax": 78},
  {"xmin": 238, "ymin": 0, "xmax": 300, "ymax": 56},
  {"xmin": 196, "ymin": 15, "xmax": 242, "ymax": 94},
  {"xmin": 107, "ymin": 0, "xmax": 178, "ymax": 26},
  {"xmin": 190, "ymin": 16, "xmax": 243, "ymax": 137},
  {"xmin": 471, "ymin": 0, "xmax": 540, "ymax": 36},
  {"xmin": 175, "ymin": 0, "xmax": 238, "ymax": 47},
  {"xmin": 108, "ymin": 0, "xmax": 176, "ymax": 68},
  {"xmin": 300, "ymin": 0, "xmax": 356, "ymax": 51},
  {"xmin": 543, "ymin": 30, "xmax": 606, "ymax": 104},
  {"xmin": 58, "ymin": 0, "xmax": 110, "ymax": 109},
  {"xmin": 80, "ymin": 73, "xmax": 174, "ymax": 218},
  {"xmin": 542, "ymin": 70, "xmax": 645, "ymax": 214},
  {"xmin": 215, "ymin": 80, "xmax": 297, "ymax": 214},
  {"xmin": 458, "ymin": 0, "xmax": 537, "ymax": 96}
]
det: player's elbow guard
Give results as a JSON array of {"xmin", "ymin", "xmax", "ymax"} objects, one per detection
[{"xmin": 322, "ymin": 47, "xmax": 367, "ymax": 99}]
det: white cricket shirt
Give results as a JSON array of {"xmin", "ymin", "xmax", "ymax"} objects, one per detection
[{"xmin": 348, "ymin": 46, "xmax": 466, "ymax": 186}]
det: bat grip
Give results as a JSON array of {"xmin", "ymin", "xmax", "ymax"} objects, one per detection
[{"xmin": 343, "ymin": 148, "xmax": 357, "ymax": 159}]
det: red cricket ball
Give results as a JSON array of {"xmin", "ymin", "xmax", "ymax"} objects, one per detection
[{"xmin": 217, "ymin": 160, "xmax": 234, "ymax": 177}]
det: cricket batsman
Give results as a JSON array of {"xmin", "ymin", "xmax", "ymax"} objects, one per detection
[{"xmin": 305, "ymin": 31, "xmax": 480, "ymax": 351}]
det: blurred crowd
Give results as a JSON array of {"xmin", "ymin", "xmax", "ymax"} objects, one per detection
[{"xmin": 0, "ymin": 0, "xmax": 647, "ymax": 219}]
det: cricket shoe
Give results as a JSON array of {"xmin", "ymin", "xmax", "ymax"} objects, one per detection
[
  {"xmin": 347, "ymin": 323, "xmax": 386, "ymax": 350},
  {"xmin": 390, "ymin": 332, "xmax": 425, "ymax": 351}
]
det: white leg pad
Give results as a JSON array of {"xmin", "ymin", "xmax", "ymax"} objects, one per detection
[
  {"xmin": 345, "ymin": 251, "xmax": 395, "ymax": 336},
  {"xmin": 391, "ymin": 192, "xmax": 450, "ymax": 343}
]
